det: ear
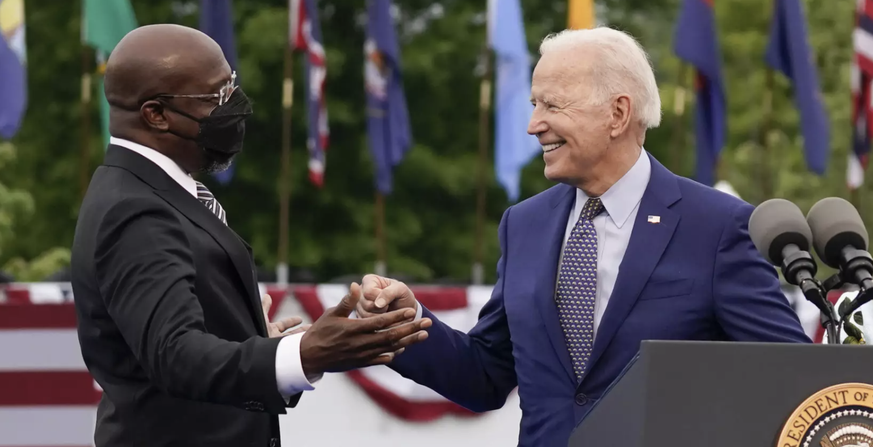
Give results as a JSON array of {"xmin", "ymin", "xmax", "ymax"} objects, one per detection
[
  {"xmin": 609, "ymin": 94, "xmax": 632, "ymax": 138},
  {"xmin": 140, "ymin": 100, "xmax": 170, "ymax": 131}
]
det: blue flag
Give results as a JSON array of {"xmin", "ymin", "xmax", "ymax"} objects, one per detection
[
  {"xmin": 0, "ymin": 0, "xmax": 27, "ymax": 139},
  {"xmin": 489, "ymin": 0, "xmax": 539, "ymax": 202},
  {"xmin": 365, "ymin": 0, "xmax": 411, "ymax": 195},
  {"xmin": 765, "ymin": 0, "xmax": 830, "ymax": 175},
  {"xmin": 673, "ymin": 0, "xmax": 726, "ymax": 187},
  {"xmin": 200, "ymin": 0, "xmax": 239, "ymax": 184}
]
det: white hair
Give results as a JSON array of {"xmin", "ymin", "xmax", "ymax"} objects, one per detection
[{"xmin": 539, "ymin": 27, "xmax": 662, "ymax": 128}]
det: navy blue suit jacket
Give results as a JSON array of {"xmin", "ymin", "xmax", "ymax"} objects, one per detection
[{"xmin": 389, "ymin": 154, "xmax": 811, "ymax": 446}]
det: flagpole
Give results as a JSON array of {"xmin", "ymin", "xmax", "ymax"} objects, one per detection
[
  {"xmin": 277, "ymin": 39, "xmax": 294, "ymax": 286},
  {"xmin": 472, "ymin": 47, "xmax": 492, "ymax": 285},
  {"xmin": 375, "ymin": 191, "xmax": 386, "ymax": 276},
  {"xmin": 760, "ymin": 68, "xmax": 774, "ymax": 201},
  {"xmin": 671, "ymin": 63, "xmax": 688, "ymax": 175},
  {"xmin": 79, "ymin": 37, "xmax": 92, "ymax": 202}
]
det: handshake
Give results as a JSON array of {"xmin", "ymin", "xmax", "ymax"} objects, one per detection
[{"xmin": 262, "ymin": 274, "xmax": 431, "ymax": 377}]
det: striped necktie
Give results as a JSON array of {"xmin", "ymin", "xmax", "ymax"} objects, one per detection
[
  {"xmin": 556, "ymin": 197, "xmax": 604, "ymax": 382},
  {"xmin": 195, "ymin": 181, "xmax": 227, "ymax": 225}
]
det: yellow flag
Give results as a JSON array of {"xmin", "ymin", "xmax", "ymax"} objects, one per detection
[{"xmin": 568, "ymin": 0, "xmax": 595, "ymax": 29}]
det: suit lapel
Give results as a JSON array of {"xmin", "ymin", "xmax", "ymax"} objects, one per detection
[
  {"xmin": 582, "ymin": 155, "xmax": 681, "ymax": 384},
  {"xmin": 532, "ymin": 184, "xmax": 577, "ymax": 385},
  {"xmin": 104, "ymin": 146, "xmax": 267, "ymax": 335},
  {"xmin": 154, "ymin": 188, "xmax": 267, "ymax": 333}
]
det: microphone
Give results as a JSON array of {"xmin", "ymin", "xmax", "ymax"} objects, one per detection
[
  {"xmin": 806, "ymin": 197, "xmax": 873, "ymax": 318},
  {"xmin": 749, "ymin": 198, "xmax": 817, "ymax": 288},
  {"xmin": 749, "ymin": 199, "xmax": 838, "ymax": 342}
]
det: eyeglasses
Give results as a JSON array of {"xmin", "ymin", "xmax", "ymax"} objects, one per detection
[{"xmin": 154, "ymin": 71, "xmax": 238, "ymax": 105}]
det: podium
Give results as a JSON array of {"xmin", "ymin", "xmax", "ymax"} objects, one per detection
[{"xmin": 569, "ymin": 340, "xmax": 873, "ymax": 447}]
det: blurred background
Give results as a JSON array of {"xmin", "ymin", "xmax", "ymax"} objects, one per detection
[
  {"xmin": 0, "ymin": 0, "xmax": 864, "ymax": 445},
  {"xmin": 0, "ymin": 0, "xmax": 859, "ymax": 286}
]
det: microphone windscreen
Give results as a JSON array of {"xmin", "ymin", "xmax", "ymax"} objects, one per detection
[
  {"xmin": 806, "ymin": 197, "xmax": 868, "ymax": 268},
  {"xmin": 749, "ymin": 198, "xmax": 812, "ymax": 265}
]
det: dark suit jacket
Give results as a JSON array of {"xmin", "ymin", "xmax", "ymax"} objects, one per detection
[
  {"xmin": 389, "ymin": 153, "xmax": 812, "ymax": 446},
  {"xmin": 71, "ymin": 145, "xmax": 299, "ymax": 447}
]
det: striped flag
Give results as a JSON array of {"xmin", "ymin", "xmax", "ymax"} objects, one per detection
[
  {"xmin": 850, "ymin": 0, "xmax": 873, "ymax": 189},
  {"xmin": 0, "ymin": 282, "xmax": 489, "ymax": 445},
  {"xmin": 289, "ymin": 0, "xmax": 329, "ymax": 186}
]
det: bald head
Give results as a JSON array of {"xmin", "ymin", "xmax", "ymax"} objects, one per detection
[
  {"xmin": 104, "ymin": 24, "xmax": 229, "ymax": 110},
  {"xmin": 104, "ymin": 24, "xmax": 239, "ymax": 174}
]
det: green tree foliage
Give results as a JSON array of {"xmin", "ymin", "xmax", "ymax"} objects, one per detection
[
  {"xmin": 0, "ymin": 0, "xmax": 863, "ymax": 283},
  {"xmin": 0, "ymin": 142, "xmax": 70, "ymax": 280}
]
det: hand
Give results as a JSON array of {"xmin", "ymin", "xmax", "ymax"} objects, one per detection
[
  {"xmin": 261, "ymin": 293, "xmax": 310, "ymax": 338},
  {"xmin": 356, "ymin": 274, "xmax": 418, "ymax": 318},
  {"xmin": 300, "ymin": 282, "xmax": 431, "ymax": 376}
]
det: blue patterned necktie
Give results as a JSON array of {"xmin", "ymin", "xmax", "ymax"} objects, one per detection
[
  {"xmin": 556, "ymin": 197, "xmax": 604, "ymax": 382},
  {"xmin": 195, "ymin": 181, "xmax": 227, "ymax": 225}
]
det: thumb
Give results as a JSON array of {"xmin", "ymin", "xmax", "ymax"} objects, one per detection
[
  {"xmin": 261, "ymin": 293, "xmax": 272, "ymax": 317},
  {"xmin": 332, "ymin": 282, "xmax": 362, "ymax": 317}
]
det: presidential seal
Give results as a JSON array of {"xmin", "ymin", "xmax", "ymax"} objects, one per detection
[{"xmin": 777, "ymin": 383, "xmax": 873, "ymax": 447}]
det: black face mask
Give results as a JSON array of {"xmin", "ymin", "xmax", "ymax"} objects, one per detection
[{"xmin": 162, "ymin": 87, "xmax": 253, "ymax": 157}]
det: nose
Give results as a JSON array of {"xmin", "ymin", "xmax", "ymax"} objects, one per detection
[{"xmin": 527, "ymin": 107, "xmax": 548, "ymax": 136}]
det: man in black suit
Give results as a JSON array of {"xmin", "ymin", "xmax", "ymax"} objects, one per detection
[{"xmin": 71, "ymin": 24, "xmax": 431, "ymax": 447}]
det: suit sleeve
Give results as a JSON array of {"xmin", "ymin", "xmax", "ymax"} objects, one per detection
[
  {"xmin": 388, "ymin": 208, "xmax": 517, "ymax": 412},
  {"xmin": 94, "ymin": 197, "xmax": 290, "ymax": 414},
  {"xmin": 713, "ymin": 202, "xmax": 813, "ymax": 343}
]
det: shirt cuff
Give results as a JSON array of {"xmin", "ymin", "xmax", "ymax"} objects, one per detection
[
  {"xmin": 275, "ymin": 332, "xmax": 322, "ymax": 400},
  {"xmin": 413, "ymin": 299, "xmax": 422, "ymax": 321}
]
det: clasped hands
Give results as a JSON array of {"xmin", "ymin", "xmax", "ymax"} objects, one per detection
[{"xmin": 261, "ymin": 274, "xmax": 429, "ymax": 377}]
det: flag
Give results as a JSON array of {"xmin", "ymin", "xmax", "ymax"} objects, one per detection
[
  {"xmin": 364, "ymin": 0, "xmax": 411, "ymax": 195},
  {"xmin": 849, "ymin": 0, "xmax": 873, "ymax": 189},
  {"xmin": 489, "ymin": 0, "xmax": 539, "ymax": 202},
  {"xmin": 200, "ymin": 0, "xmax": 238, "ymax": 185},
  {"xmin": 765, "ymin": 0, "xmax": 829, "ymax": 175},
  {"xmin": 82, "ymin": 0, "xmax": 137, "ymax": 150},
  {"xmin": 0, "ymin": 0, "xmax": 26, "ymax": 139},
  {"xmin": 290, "ymin": 0, "xmax": 329, "ymax": 186},
  {"xmin": 567, "ymin": 0, "xmax": 595, "ymax": 29},
  {"xmin": 673, "ymin": 0, "xmax": 726, "ymax": 187}
]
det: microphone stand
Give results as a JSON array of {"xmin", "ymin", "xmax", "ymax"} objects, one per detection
[
  {"xmin": 799, "ymin": 277, "xmax": 839, "ymax": 344},
  {"xmin": 782, "ymin": 248, "xmax": 839, "ymax": 343}
]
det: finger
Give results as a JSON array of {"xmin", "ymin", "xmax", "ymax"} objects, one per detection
[
  {"xmin": 359, "ymin": 319, "xmax": 432, "ymax": 351},
  {"xmin": 361, "ymin": 346, "xmax": 410, "ymax": 367},
  {"xmin": 366, "ymin": 353, "xmax": 396, "ymax": 366},
  {"xmin": 361, "ymin": 274, "xmax": 386, "ymax": 300},
  {"xmin": 274, "ymin": 316, "xmax": 303, "ymax": 333},
  {"xmin": 261, "ymin": 294, "xmax": 272, "ymax": 318},
  {"xmin": 286, "ymin": 324, "xmax": 311, "ymax": 335},
  {"xmin": 355, "ymin": 301, "xmax": 377, "ymax": 319},
  {"xmin": 374, "ymin": 281, "xmax": 410, "ymax": 309},
  {"xmin": 359, "ymin": 298, "xmax": 384, "ymax": 314},
  {"xmin": 355, "ymin": 307, "xmax": 418, "ymax": 332},
  {"xmin": 359, "ymin": 331, "xmax": 428, "ymax": 362},
  {"xmin": 331, "ymin": 282, "xmax": 362, "ymax": 317}
]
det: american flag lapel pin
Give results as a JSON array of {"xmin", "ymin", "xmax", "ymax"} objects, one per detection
[{"xmin": 647, "ymin": 215, "xmax": 660, "ymax": 224}]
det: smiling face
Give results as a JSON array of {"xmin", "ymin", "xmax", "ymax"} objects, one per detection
[
  {"xmin": 528, "ymin": 47, "xmax": 617, "ymax": 188},
  {"xmin": 527, "ymin": 34, "xmax": 652, "ymax": 196}
]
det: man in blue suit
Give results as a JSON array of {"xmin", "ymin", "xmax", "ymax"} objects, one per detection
[{"xmin": 354, "ymin": 27, "xmax": 811, "ymax": 446}]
